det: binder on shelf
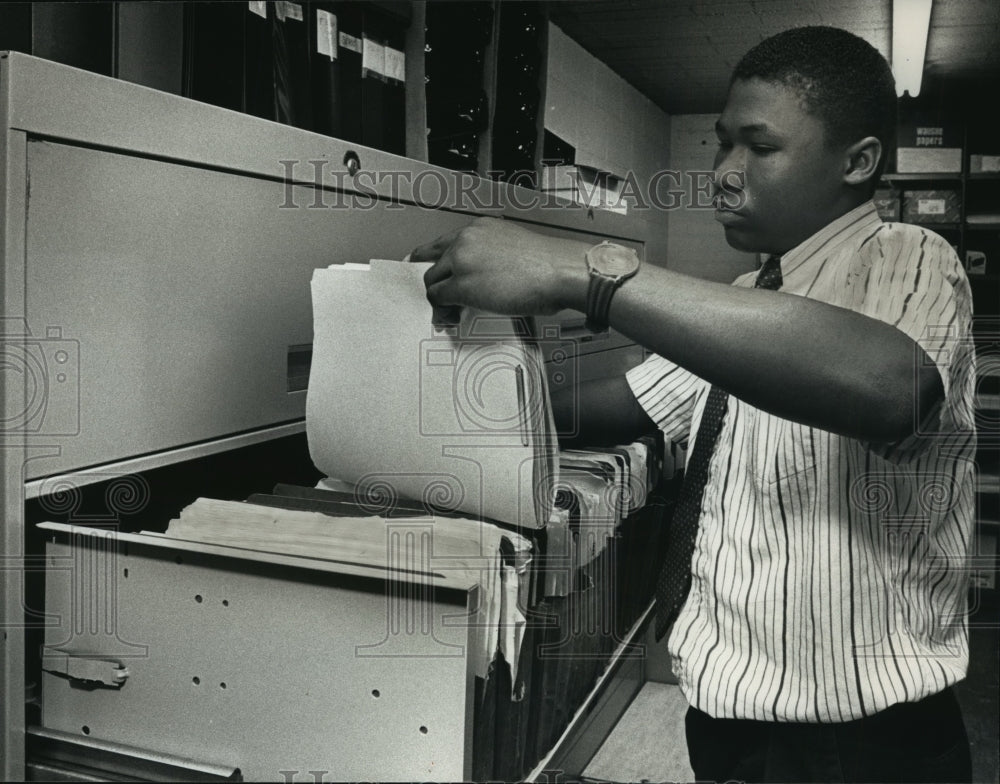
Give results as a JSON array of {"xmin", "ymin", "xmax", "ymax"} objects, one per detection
[
  {"xmin": 272, "ymin": 1, "xmax": 313, "ymax": 130},
  {"xmin": 183, "ymin": 2, "xmax": 246, "ymax": 114},
  {"xmin": 116, "ymin": 2, "xmax": 185, "ymax": 95},
  {"xmin": 32, "ymin": 2, "xmax": 116, "ymax": 76},
  {"xmin": 335, "ymin": 2, "xmax": 365, "ymax": 144},
  {"xmin": 0, "ymin": 2, "xmax": 115, "ymax": 77},
  {"xmin": 491, "ymin": 2, "xmax": 546, "ymax": 182},
  {"xmin": 310, "ymin": 2, "xmax": 343, "ymax": 138},
  {"xmin": 244, "ymin": 1, "xmax": 276, "ymax": 121},
  {"xmin": 359, "ymin": 4, "xmax": 407, "ymax": 156},
  {"xmin": 424, "ymin": 1, "xmax": 494, "ymax": 172},
  {"xmin": 0, "ymin": 3, "xmax": 32, "ymax": 56}
]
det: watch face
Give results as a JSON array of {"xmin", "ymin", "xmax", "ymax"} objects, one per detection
[{"xmin": 589, "ymin": 243, "xmax": 640, "ymax": 276}]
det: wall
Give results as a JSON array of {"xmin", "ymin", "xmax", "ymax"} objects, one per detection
[
  {"xmin": 543, "ymin": 23, "xmax": 671, "ymax": 267},
  {"xmin": 667, "ymin": 114, "xmax": 756, "ymax": 282},
  {"xmin": 544, "ymin": 24, "xmax": 671, "ymax": 185},
  {"xmin": 543, "ymin": 24, "xmax": 755, "ymax": 282}
]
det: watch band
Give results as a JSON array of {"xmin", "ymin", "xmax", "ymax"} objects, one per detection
[
  {"xmin": 585, "ymin": 273, "xmax": 618, "ymax": 332},
  {"xmin": 584, "ymin": 241, "xmax": 640, "ymax": 331}
]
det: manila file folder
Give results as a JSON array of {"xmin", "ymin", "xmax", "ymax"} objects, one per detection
[{"xmin": 306, "ymin": 259, "xmax": 558, "ymax": 528}]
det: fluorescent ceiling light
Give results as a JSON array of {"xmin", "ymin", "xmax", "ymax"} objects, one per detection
[{"xmin": 892, "ymin": 0, "xmax": 933, "ymax": 97}]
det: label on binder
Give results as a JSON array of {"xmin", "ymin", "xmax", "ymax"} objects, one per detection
[
  {"xmin": 339, "ymin": 31, "xmax": 362, "ymax": 54},
  {"xmin": 276, "ymin": 1, "xmax": 303, "ymax": 21},
  {"xmin": 248, "ymin": 1, "xmax": 267, "ymax": 19},
  {"xmin": 384, "ymin": 47, "xmax": 405, "ymax": 84},
  {"xmin": 362, "ymin": 36, "xmax": 386, "ymax": 80},
  {"xmin": 917, "ymin": 198, "xmax": 946, "ymax": 215},
  {"xmin": 316, "ymin": 9, "xmax": 338, "ymax": 60}
]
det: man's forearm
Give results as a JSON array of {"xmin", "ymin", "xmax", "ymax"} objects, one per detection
[
  {"xmin": 410, "ymin": 219, "xmax": 943, "ymax": 442},
  {"xmin": 557, "ymin": 263, "xmax": 941, "ymax": 442}
]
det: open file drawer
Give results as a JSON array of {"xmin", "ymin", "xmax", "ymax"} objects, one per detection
[{"xmin": 36, "ymin": 522, "xmax": 479, "ymax": 781}]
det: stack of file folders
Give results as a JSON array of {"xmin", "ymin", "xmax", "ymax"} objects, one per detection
[
  {"xmin": 159, "ymin": 431, "xmax": 677, "ymax": 780},
  {"xmin": 473, "ymin": 432, "xmax": 678, "ymax": 780},
  {"xmin": 162, "ymin": 484, "xmax": 534, "ymax": 692}
]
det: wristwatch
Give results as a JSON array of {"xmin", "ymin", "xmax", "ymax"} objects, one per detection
[{"xmin": 584, "ymin": 240, "xmax": 641, "ymax": 331}]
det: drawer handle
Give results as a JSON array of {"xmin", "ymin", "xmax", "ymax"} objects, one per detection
[{"xmin": 42, "ymin": 647, "xmax": 129, "ymax": 688}]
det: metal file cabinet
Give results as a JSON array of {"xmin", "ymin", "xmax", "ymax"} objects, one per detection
[{"xmin": 0, "ymin": 51, "xmax": 662, "ymax": 779}]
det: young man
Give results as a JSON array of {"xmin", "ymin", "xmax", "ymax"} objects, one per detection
[{"xmin": 412, "ymin": 26, "xmax": 975, "ymax": 783}]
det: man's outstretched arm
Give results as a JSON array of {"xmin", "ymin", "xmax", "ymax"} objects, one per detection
[{"xmin": 412, "ymin": 218, "xmax": 944, "ymax": 444}]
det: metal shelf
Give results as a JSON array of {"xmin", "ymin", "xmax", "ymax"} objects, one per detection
[
  {"xmin": 883, "ymin": 172, "xmax": 963, "ymax": 183},
  {"xmin": 976, "ymin": 392, "xmax": 1000, "ymax": 410},
  {"xmin": 978, "ymin": 472, "xmax": 1000, "ymax": 495},
  {"xmin": 905, "ymin": 221, "xmax": 961, "ymax": 230}
]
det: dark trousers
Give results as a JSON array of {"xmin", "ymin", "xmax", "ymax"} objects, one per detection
[{"xmin": 685, "ymin": 687, "xmax": 972, "ymax": 783}]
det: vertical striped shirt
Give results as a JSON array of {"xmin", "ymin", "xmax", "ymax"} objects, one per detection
[{"xmin": 627, "ymin": 201, "xmax": 977, "ymax": 722}]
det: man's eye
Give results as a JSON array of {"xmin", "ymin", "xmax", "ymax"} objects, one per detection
[{"xmin": 751, "ymin": 145, "xmax": 776, "ymax": 154}]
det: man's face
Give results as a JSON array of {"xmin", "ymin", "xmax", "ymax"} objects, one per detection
[{"xmin": 713, "ymin": 77, "xmax": 848, "ymax": 255}]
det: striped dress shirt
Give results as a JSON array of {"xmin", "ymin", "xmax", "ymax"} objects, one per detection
[{"xmin": 627, "ymin": 201, "xmax": 977, "ymax": 722}]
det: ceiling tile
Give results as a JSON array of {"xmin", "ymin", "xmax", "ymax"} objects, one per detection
[{"xmin": 549, "ymin": 0, "xmax": 998, "ymax": 114}]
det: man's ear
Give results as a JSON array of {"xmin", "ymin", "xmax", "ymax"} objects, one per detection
[{"xmin": 843, "ymin": 136, "xmax": 883, "ymax": 188}]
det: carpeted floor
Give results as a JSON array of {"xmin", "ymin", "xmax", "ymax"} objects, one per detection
[{"xmin": 583, "ymin": 681, "xmax": 693, "ymax": 783}]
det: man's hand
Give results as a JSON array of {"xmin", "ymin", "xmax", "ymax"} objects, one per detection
[{"xmin": 411, "ymin": 217, "xmax": 591, "ymax": 316}]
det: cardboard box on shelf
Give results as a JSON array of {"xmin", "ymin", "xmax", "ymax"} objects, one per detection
[
  {"xmin": 901, "ymin": 189, "xmax": 961, "ymax": 223},
  {"xmin": 970, "ymin": 154, "xmax": 1000, "ymax": 173},
  {"xmin": 873, "ymin": 188, "xmax": 901, "ymax": 221},
  {"xmin": 896, "ymin": 147, "xmax": 963, "ymax": 173},
  {"xmin": 966, "ymin": 249, "xmax": 988, "ymax": 276},
  {"xmin": 895, "ymin": 121, "xmax": 963, "ymax": 173}
]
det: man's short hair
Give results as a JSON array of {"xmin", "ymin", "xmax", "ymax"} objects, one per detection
[{"xmin": 732, "ymin": 26, "xmax": 897, "ymax": 191}]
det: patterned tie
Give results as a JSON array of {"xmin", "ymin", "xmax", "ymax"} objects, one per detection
[{"xmin": 653, "ymin": 254, "xmax": 783, "ymax": 641}]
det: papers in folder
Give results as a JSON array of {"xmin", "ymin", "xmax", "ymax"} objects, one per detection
[
  {"xmin": 161, "ymin": 485, "xmax": 532, "ymax": 685},
  {"xmin": 306, "ymin": 259, "xmax": 558, "ymax": 528}
]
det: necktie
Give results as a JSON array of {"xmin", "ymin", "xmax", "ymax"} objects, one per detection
[{"xmin": 653, "ymin": 255, "xmax": 783, "ymax": 641}]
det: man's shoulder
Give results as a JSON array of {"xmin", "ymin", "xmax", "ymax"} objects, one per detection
[
  {"xmin": 847, "ymin": 220, "xmax": 973, "ymax": 318},
  {"xmin": 851, "ymin": 220, "xmax": 966, "ymax": 284},
  {"xmin": 860, "ymin": 220, "xmax": 959, "ymax": 259}
]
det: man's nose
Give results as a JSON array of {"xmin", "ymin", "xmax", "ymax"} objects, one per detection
[
  {"xmin": 712, "ymin": 169, "xmax": 745, "ymax": 210},
  {"xmin": 712, "ymin": 147, "xmax": 745, "ymax": 190}
]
